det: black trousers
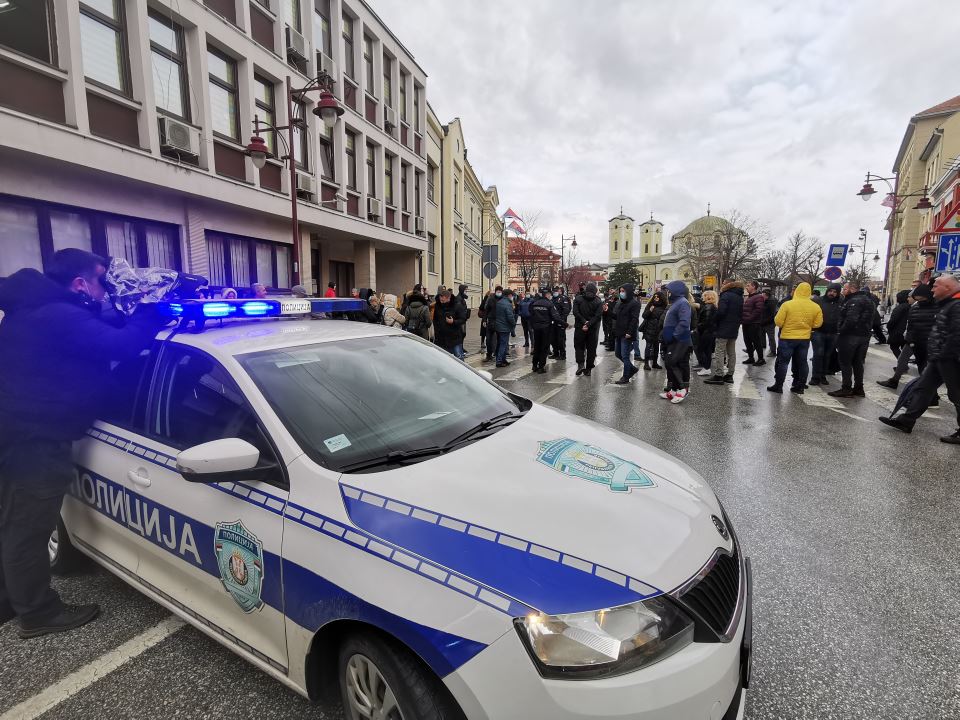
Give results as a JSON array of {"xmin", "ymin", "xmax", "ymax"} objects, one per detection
[
  {"xmin": 602, "ymin": 316, "xmax": 614, "ymax": 347},
  {"xmin": 838, "ymin": 335, "xmax": 870, "ymax": 389},
  {"xmin": 664, "ymin": 341, "xmax": 693, "ymax": 390},
  {"xmin": 520, "ymin": 317, "xmax": 531, "ymax": 346},
  {"xmin": 574, "ymin": 325, "xmax": 600, "ymax": 368},
  {"xmin": 742, "ymin": 323, "xmax": 764, "ymax": 358},
  {"xmin": 551, "ymin": 323, "xmax": 567, "ymax": 358},
  {"xmin": 532, "ymin": 327, "xmax": 551, "ymax": 368},
  {"xmin": 902, "ymin": 359, "xmax": 960, "ymax": 427},
  {"xmin": 0, "ymin": 440, "xmax": 74, "ymax": 622}
]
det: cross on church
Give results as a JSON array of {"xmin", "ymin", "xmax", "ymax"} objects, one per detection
[{"xmin": 706, "ymin": 202, "xmax": 711, "ymax": 216}]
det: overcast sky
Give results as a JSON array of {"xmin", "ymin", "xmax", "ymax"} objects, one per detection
[{"xmin": 374, "ymin": 0, "xmax": 960, "ymax": 266}]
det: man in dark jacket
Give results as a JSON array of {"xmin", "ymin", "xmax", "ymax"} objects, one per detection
[
  {"xmin": 612, "ymin": 283, "xmax": 642, "ymax": 384},
  {"xmin": 885, "ymin": 290, "xmax": 911, "ymax": 358},
  {"xmin": 761, "ymin": 288, "xmax": 778, "ymax": 357},
  {"xmin": 518, "ymin": 292, "xmax": 534, "ymax": 348},
  {"xmin": 494, "ymin": 289, "xmax": 516, "ymax": 367},
  {"xmin": 403, "ymin": 289, "xmax": 432, "ymax": 340},
  {"xmin": 550, "ymin": 287, "xmax": 572, "ymax": 360},
  {"xmin": 810, "ymin": 283, "xmax": 842, "ymax": 385},
  {"xmin": 572, "ymin": 282, "xmax": 603, "ymax": 376},
  {"xmin": 602, "ymin": 291, "xmax": 617, "ymax": 350},
  {"xmin": 705, "ymin": 280, "xmax": 744, "ymax": 384},
  {"xmin": 529, "ymin": 287, "xmax": 562, "ymax": 373},
  {"xmin": 640, "ymin": 292, "xmax": 667, "ymax": 371},
  {"xmin": 433, "ymin": 288, "xmax": 468, "ymax": 359},
  {"xmin": 741, "ymin": 281, "xmax": 767, "ymax": 366},
  {"xmin": 0, "ymin": 250, "xmax": 167, "ymax": 638},
  {"xmin": 869, "ymin": 292, "xmax": 887, "ymax": 344},
  {"xmin": 829, "ymin": 281, "xmax": 875, "ymax": 397},
  {"xmin": 481, "ymin": 287, "xmax": 503, "ymax": 361},
  {"xmin": 880, "ymin": 274, "xmax": 960, "ymax": 442},
  {"xmin": 878, "ymin": 284, "xmax": 936, "ymax": 388}
]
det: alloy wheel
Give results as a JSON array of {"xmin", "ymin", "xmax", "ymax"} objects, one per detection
[
  {"xmin": 344, "ymin": 653, "xmax": 404, "ymax": 720},
  {"xmin": 48, "ymin": 528, "xmax": 59, "ymax": 565}
]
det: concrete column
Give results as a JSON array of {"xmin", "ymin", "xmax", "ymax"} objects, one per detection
[
  {"xmin": 185, "ymin": 200, "xmax": 209, "ymax": 278},
  {"xmin": 354, "ymin": 239, "xmax": 376, "ymax": 289},
  {"xmin": 125, "ymin": 0, "xmax": 156, "ymax": 152},
  {"xmin": 55, "ymin": 0, "xmax": 88, "ymax": 132},
  {"xmin": 187, "ymin": 26, "xmax": 213, "ymax": 171}
]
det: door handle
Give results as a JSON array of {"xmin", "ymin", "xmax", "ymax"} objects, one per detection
[{"xmin": 127, "ymin": 468, "xmax": 151, "ymax": 488}]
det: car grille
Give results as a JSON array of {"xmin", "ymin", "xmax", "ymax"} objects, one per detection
[{"xmin": 678, "ymin": 547, "xmax": 741, "ymax": 638}]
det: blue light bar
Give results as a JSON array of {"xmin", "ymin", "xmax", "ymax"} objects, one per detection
[
  {"xmin": 156, "ymin": 297, "xmax": 366, "ymax": 322},
  {"xmin": 309, "ymin": 298, "xmax": 365, "ymax": 313}
]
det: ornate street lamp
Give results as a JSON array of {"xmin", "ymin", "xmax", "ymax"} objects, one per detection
[{"xmin": 244, "ymin": 70, "xmax": 344, "ymax": 286}]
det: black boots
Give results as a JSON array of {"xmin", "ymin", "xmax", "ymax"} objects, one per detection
[
  {"xmin": 877, "ymin": 376, "xmax": 900, "ymax": 389},
  {"xmin": 18, "ymin": 603, "xmax": 100, "ymax": 639},
  {"xmin": 576, "ymin": 364, "xmax": 584, "ymax": 376},
  {"xmin": 643, "ymin": 361, "xmax": 651, "ymax": 371}
]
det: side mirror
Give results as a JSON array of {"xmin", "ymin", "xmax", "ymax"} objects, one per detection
[
  {"xmin": 176, "ymin": 438, "xmax": 276, "ymax": 484},
  {"xmin": 477, "ymin": 370, "xmax": 494, "ymax": 382}
]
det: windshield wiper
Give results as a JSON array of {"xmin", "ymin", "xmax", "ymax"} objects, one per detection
[
  {"xmin": 338, "ymin": 445, "xmax": 449, "ymax": 473},
  {"xmin": 445, "ymin": 411, "xmax": 523, "ymax": 449}
]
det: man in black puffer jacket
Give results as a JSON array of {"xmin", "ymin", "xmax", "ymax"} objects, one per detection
[
  {"xmin": 612, "ymin": 283, "xmax": 642, "ymax": 384},
  {"xmin": 829, "ymin": 281, "xmax": 875, "ymax": 397},
  {"xmin": 572, "ymin": 282, "xmax": 603, "ymax": 376},
  {"xmin": 810, "ymin": 283, "xmax": 842, "ymax": 385},
  {"xmin": 880, "ymin": 274, "xmax": 960, "ymax": 442},
  {"xmin": 880, "ymin": 285, "xmax": 937, "ymax": 391},
  {"xmin": 529, "ymin": 287, "xmax": 562, "ymax": 373},
  {"xmin": 0, "ymin": 250, "xmax": 168, "ymax": 638},
  {"xmin": 705, "ymin": 280, "xmax": 744, "ymax": 384},
  {"xmin": 885, "ymin": 289, "xmax": 911, "ymax": 358}
]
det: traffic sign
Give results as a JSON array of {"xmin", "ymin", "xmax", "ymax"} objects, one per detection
[
  {"xmin": 936, "ymin": 234, "xmax": 960, "ymax": 272},
  {"xmin": 826, "ymin": 244, "xmax": 848, "ymax": 267},
  {"xmin": 703, "ymin": 275, "xmax": 717, "ymax": 288},
  {"xmin": 482, "ymin": 262, "xmax": 499, "ymax": 280},
  {"xmin": 823, "ymin": 266, "xmax": 842, "ymax": 281}
]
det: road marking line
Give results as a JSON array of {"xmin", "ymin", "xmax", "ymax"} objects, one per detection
[
  {"xmin": 0, "ymin": 616, "xmax": 186, "ymax": 720},
  {"xmin": 536, "ymin": 387, "xmax": 564, "ymax": 404},
  {"xmin": 801, "ymin": 386, "xmax": 844, "ymax": 408},
  {"xmin": 729, "ymin": 370, "xmax": 761, "ymax": 399},
  {"xmin": 548, "ymin": 357, "xmax": 604, "ymax": 384},
  {"xmin": 829, "ymin": 408, "xmax": 875, "ymax": 422},
  {"xmin": 497, "ymin": 359, "xmax": 535, "ymax": 381}
]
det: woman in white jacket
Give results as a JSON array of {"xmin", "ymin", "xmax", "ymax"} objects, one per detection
[{"xmin": 382, "ymin": 294, "xmax": 406, "ymax": 328}]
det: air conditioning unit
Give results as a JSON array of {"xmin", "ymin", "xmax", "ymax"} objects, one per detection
[
  {"xmin": 318, "ymin": 52, "xmax": 338, "ymax": 78},
  {"xmin": 286, "ymin": 25, "xmax": 308, "ymax": 61},
  {"xmin": 384, "ymin": 106, "xmax": 397, "ymax": 130},
  {"xmin": 415, "ymin": 216, "xmax": 425, "ymax": 234},
  {"xmin": 295, "ymin": 171, "xmax": 316, "ymax": 196},
  {"xmin": 367, "ymin": 197, "xmax": 382, "ymax": 218},
  {"xmin": 159, "ymin": 116, "xmax": 200, "ymax": 156}
]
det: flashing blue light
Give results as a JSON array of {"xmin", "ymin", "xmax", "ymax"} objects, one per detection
[
  {"xmin": 202, "ymin": 302, "xmax": 236, "ymax": 318},
  {"xmin": 309, "ymin": 298, "xmax": 366, "ymax": 313},
  {"xmin": 239, "ymin": 301, "xmax": 277, "ymax": 317}
]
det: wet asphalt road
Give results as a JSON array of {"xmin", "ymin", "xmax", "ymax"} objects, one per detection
[{"xmin": 1, "ymin": 322, "xmax": 958, "ymax": 720}]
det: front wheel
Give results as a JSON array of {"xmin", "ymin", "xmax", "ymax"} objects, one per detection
[
  {"xmin": 49, "ymin": 515, "xmax": 82, "ymax": 575},
  {"xmin": 338, "ymin": 632, "xmax": 463, "ymax": 720}
]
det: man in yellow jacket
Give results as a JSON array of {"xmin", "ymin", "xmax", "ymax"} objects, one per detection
[{"xmin": 768, "ymin": 282, "xmax": 823, "ymax": 394}]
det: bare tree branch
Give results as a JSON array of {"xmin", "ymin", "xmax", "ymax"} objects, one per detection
[{"xmin": 507, "ymin": 210, "xmax": 558, "ymax": 292}]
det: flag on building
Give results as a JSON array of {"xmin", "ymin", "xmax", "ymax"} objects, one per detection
[
  {"xmin": 503, "ymin": 207, "xmax": 520, "ymax": 220},
  {"xmin": 881, "ymin": 193, "xmax": 896, "ymax": 208}
]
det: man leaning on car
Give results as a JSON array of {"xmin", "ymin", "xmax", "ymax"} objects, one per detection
[{"xmin": 0, "ymin": 249, "xmax": 166, "ymax": 639}]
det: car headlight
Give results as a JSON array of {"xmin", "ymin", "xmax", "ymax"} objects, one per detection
[{"xmin": 515, "ymin": 596, "xmax": 694, "ymax": 679}]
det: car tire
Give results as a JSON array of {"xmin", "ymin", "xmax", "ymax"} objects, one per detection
[
  {"xmin": 49, "ymin": 515, "xmax": 82, "ymax": 575},
  {"xmin": 338, "ymin": 631, "xmax": 463, "ymax": 720}
]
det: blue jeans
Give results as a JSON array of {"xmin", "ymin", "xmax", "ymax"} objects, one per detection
[
  {"xmin": 448, "ymin": 343, "xmax": 464, "ymax": 360},
  {"xmin": 496, "ymin": 331, "xmax": 510, "ymax": 364},
  {"xmin": 615, "ymin": 337, "xmax": 635, "ymax": 379},
  {"xmin": 774, "ymin": 339, "xmax": 810, "ymax": 388},
  {"xmin": 810, "ymin": 332, "xmax": 837, "ymax": 379}
]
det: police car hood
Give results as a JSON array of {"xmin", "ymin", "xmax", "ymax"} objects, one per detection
[{"xmin": 338, "ymin": 404, "xmax": 731, "ymax": 616}]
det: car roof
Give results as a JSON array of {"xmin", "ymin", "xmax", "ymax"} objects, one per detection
[{"xmin": 157, "ymin": 318, "xmax": 407, "ymax": 357}]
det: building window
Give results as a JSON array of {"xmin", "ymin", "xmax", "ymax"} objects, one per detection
[
  {"xmin": 614, "ymin": 241, "xmax": 618, "ymax": 251},
  {"xmin": 384, "ymin": 155, "xmax": 394, "ymax": 206},
  {"xmin": 293, "ymin": 100, "xmax": 308, "ymax": 169},
  {"xmin": 401, "ymin": 163, "xmax": 409, "ymax": 212},
  {"xmin": 341, "ymin": 13, "xmax": 354, "ymax": 79},
  {"xmin": 0, "ymin": 0, "xmax": 56, "ymax": 65},
  {"xmin": 427, "ymin": 164, "xmax": 436, "ymax": 202},
  {"xmin": 363, "ymin": 35, "xmax": 374, "ymax": 95},
  {"xmin": 318, "ymin": 122, "xmax": 335, "ymax": 180},
  {"xmin": 313, "ymin": 0, "xmax": 331, "ymax": 56},
  {"xmin": 283, "ymin": 0, "xmax": 301, "ymax": 32},
  {"xmin": 645, "ymin": 244, "xmax": 648, "ymax": 254},
  {"xmin": 148, "ymin": 11, "xmax": 188, "ymax": 120},
  {"xmin": 345, "ymin": 130, "xmax": 357, "ymax": 189},
  {"xmin": 413, "ymin": 85, "xmax": 421, "ymax": 132},
  {"xmin": 399, "ymin": 72, "xmax": 407, "ymax": 122},
  {"xmin": 208, "ymin": 47, "xmax": 239, "ymax": 140},
  {"xmin": 415, "ymin": 172, "xmax": 422, "ymax": 216},
  {"xmin": 253, "ymin": 75, "xmax": 276, "ymax": 154},
  {"xmin": 79, "ymin": 0, "xmax": 128, "ymax": 94},
  {"xmin": 206, "ymin": 232, "xmax": 292, "ymax": 290},
  {"xmin": 454, "ymin": 241, "xmax": 459, "ymax": 277},
  {"xmin": 382, "ymin": 56, "xmax": 392, "ymax": 106},
  {"xmin": 453, "ymin": 178, "xmax": 459, "ymax": 212},
  {"xmin": 366, "ymin": 142, "xmax": 376, "ymax": 198},
  {"xmin": 428, "ymin": 233, "xmax": 436, "ymax": 273}
]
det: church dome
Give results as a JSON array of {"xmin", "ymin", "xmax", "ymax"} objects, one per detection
[{"xmin": 672, "ymin": 215, "xmax": 735, "ymax": 239}]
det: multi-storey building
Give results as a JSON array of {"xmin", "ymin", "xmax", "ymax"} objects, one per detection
[
  {"xmin": 0, "ymin": 0, "xmax": 427, "ymax": 298},
  {"xmin": 887, "ymin": 95, "xmax": 960, "ymax": 291}
]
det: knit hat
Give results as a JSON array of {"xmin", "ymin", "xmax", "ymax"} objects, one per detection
[{"xmin": 911, "ymin": 285, "xmax": 932, "ymax": 300}]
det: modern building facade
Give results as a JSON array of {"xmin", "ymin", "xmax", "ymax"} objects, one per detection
[{"xmin": 0, "ymin": 0, "xmax": 428, "ymax": 298}]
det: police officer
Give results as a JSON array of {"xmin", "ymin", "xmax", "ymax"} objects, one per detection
[
  {"xmin": 550, "ymin": 286, "xmax": 572, "ymax": 360},
  {"xmin": 0, "ymin": 249, "xmax": 167, "ymax": 638},
  {"xmin": 530, "ymin": 288, "xmax": 563, "ymax": 373},
  {"xmin": 573, "ymin": 282, "xmax": 604, "ymax": 376}
]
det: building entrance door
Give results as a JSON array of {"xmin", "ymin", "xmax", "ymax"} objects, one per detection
[{"xmin": 330, "ymin": 261, "xmax": 355, "ymax": 296}]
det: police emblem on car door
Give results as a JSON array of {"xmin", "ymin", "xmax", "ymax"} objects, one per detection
[{"xmin": 214, "ymin": 520, "xmax": 265, "ymax": 613}]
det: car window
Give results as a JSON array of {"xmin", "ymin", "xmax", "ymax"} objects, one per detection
[
  {"xmin": 153, "ymin": 347, "xmax": 272, "ymax": 462},
  {"xmin": 101, "ymin": 348, "xmax": 154, "ymax": 431},
  {"xmin": 238, "ymin": 334, "xmax": 521, "ymax": 472}
]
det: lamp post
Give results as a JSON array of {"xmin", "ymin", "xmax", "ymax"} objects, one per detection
[
  {"xmin": 560, "ymin": 234, "xmax": 577, "ymax": 289},
  {"xmin": 245, "ymin": 70, "xmax": 344, "ymax": 287},
  {"xmin": 846, "ymin": 228, "xmax": 882, "ymax": 287}
]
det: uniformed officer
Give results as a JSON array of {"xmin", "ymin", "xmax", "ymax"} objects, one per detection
[
  {"xmin": 0, "ymin": 249, "xmax": 167, "ymax": 638},
  {"xmin": 529, "ymin": 288, "xmax": 563, "ymax": 373},
  {"xmin": 550, "ymin": 287, "xmax": 572, "ymax": 360}
]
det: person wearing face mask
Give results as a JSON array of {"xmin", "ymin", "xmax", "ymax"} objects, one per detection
[
  {"xmin": 550, "ymin": 287, "xmax": 572, "ymax": 360},
  {"xmin": 572, "ymin": 282, "xmax": 603, "ymax": 376},
  {"xmin": 612, "ymin": 283, "xmax": 642, "ymax": 384},
  {"xmin": 529, "ymin": 287, "xmax": 563, "ymax": 373},
  {"xmin": 0, "ymin": 249, "xmax": 169, "ymax": 639}
]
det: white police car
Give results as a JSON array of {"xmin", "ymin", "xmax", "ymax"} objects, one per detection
[{"xmin": 52, "ymin": 298, "xmax": 751, "ymax": 720}]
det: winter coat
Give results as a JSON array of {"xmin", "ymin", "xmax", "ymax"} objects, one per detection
[
  {"xmin": 640, "ymin": 294, "xmax": 667, "ymax": 340},
  {"xmin": 661, "ymin": 281, "xmax": 692, "ymax": 345},
  {"xmin": 529, "ymin": 296, "xmax": 561, "ymax": 330},
  {"xmin": 553, "ymin": 294, "xmax": 572, "ymax": 319},
  {"xmin": 837, "ymin": 289, "xmax": 875, "ymax": 337},
  {"xmin": 905, "ymin": 300, "xmax": 936, "ymax": 346},
  {"xmin": 403, "ymin": 294, "xmax": 431, "ymax": 339},
  {"xmin": 774, "ymin": 282, "xmax": 823, "ymax": 340},
  {"xmin": 381, "ymin": 294, "xmax": 406, "ymax": 328},
  {"xmin": 354, "ymin": 288, "xmax": 381, "ymax": 323},
  {"xmin": 714, "ymin": 281, "xmax": 745, "ymax": 339},
  {"xmin": 612, "ymin": 283, "xmax": 642, "ymax": 338},
  {"xmin": 698, "ymin": 303, "xmax": 718, "ymax": 336},
  {"xmin": 518, "ymin": 296, "xmax": 533, "ymax": 319},
  {"xmin": 761, "ymin": 294, "xmax": 778, "ymax": 325},
  {"xmin": 433, "ymin": 296, "xmax": 467, "ymax": 349},
  {"xmin": 927, "ymin": 294, "xmax": 960, "ymax": 362},
  {"xmin": 741, "ymin": 291, "xmax": 765, "ymax": 324},
  {"xmin": 494, "ymin": 296, "xmax": 516, "ymax": 333},
  {"xmin": 885, "ymin": 291, "xmax": 911, "ymax": 342},
  {"xmin": 0, "ymin": 269, "xmax": 167, "ymax": 444},
  {"xmin": 813, "ymin": 284, "xmax": 842, "ymax": 333},
  {"xmin": 324, "ymin": 287, "xmax": 337, "ymax": 298},
  {"xmin": 572, "ymin": 290, "xmax": 603, "ymax": 329}
]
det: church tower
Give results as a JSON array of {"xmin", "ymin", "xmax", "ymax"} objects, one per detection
[
  {"xmin": 608, "ymin": 209, "xmax": 634, "ymax": 264},
  {"xmin": 638, "ymin": 214, "xmax": 664, "ymax": 257}
]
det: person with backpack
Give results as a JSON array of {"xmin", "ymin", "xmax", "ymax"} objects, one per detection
[{"xmin": 403, "ymin": 288, "xmax": 431, "ymax": 340}]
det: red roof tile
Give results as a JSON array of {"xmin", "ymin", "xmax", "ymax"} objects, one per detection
[{"xmin": 916, "ymin": 94, "xmax": 960, "ymax": 119}]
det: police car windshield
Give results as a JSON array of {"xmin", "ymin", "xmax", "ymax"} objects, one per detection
[{"xmin": 238, "ymin": 335, "xmax": 524, "ymax": 473}]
